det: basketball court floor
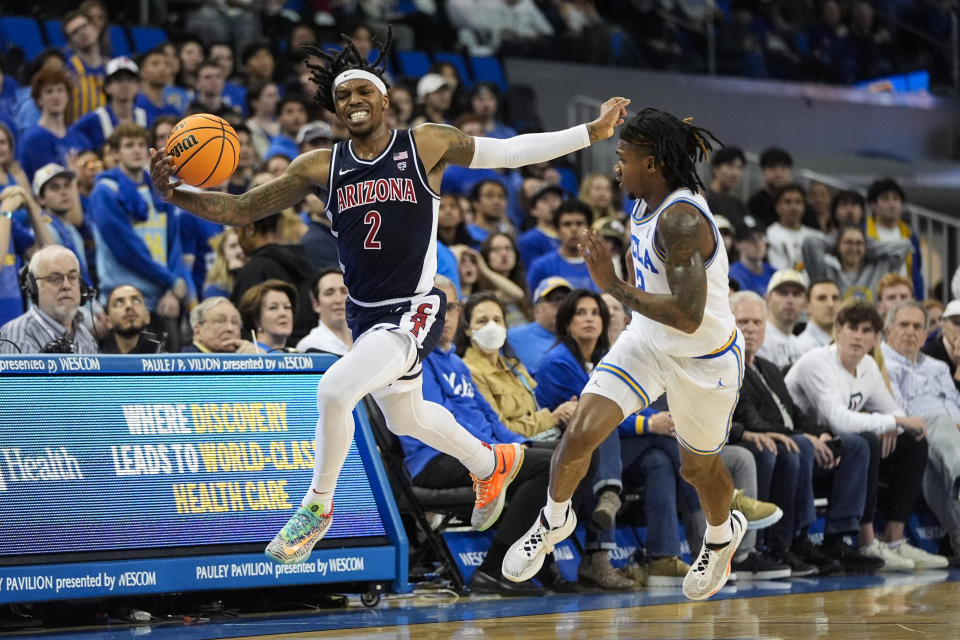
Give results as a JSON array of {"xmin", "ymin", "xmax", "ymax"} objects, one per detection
[{"xmin": 9, "ymin": 570, "xmax": 958, "ymax": 639}]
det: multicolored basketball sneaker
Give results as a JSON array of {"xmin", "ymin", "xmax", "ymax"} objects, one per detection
[
  {"xmin": 264, "ymin": 502, "xmax": 333, "ymax": 564},
  {"xmin": 470, "ymin": 443, "xmax": 524, "ymax": 531}
]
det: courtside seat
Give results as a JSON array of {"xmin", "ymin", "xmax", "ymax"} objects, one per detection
[{"xmin": 363, "ymin": 396, "xmax": 474, "ymax": 593}]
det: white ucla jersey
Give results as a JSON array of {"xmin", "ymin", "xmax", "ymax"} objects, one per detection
[{"xmin": 628, "ymin": 188, "xmax": 736, "ymax": 358}]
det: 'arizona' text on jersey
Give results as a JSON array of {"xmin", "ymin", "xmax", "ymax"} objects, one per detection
[{"xmin": 325, "ymin": 129, "xmax": 439, "ymax": 305}]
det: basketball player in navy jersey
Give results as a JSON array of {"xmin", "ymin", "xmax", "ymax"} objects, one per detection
[
  {"xmin": 503, "ymin": 109, "xmax": 747, "ymax": 601},
  {"xmin": 149, "ymin": 30, "xmax": 630, "ymax": 566}
]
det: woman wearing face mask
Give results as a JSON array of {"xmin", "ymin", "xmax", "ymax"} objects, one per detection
[
  {"xmin": 203, "ymin": 228, "xmax": 247, "ymax": 299},
  {"xmin": 237, "ymin": 279, "xmax": 297, "ymax": 353},
  {"xmin": 460, "ymin": 293, "xmax": 577, "ymax": 440}
]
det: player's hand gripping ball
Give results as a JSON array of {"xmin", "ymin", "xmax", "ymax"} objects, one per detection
[{"xmin": 165, "ymin": 114, "xmax": 240, "ymax": 188}]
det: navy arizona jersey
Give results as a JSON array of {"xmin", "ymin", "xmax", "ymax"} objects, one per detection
[{"xmin": 324, "ymin": 129, "xmax": 439, "ymax": 305}]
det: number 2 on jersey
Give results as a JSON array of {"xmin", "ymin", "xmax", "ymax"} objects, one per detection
[{"xmin": 364, "ymin": 210, "xmax": 382, "ymax": 249}]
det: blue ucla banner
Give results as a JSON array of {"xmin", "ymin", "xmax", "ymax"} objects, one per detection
[{"xmin": 0, "ymin": 355, "xmax": 410, "ymax": 602}]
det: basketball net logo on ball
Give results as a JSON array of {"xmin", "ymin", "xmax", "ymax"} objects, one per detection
[{"xmin": 165, "ymin": 114, "xmax": 239, "ymax": 188}]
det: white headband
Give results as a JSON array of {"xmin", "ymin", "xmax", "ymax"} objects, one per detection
[{"xmin": 332, "ymin": 69, "xmax": 387, "ymax": 100}]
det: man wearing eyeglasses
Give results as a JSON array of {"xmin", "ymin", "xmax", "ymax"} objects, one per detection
[
  {"xmin": 0, "ymin": 245, "xmax": 98, "ymax": 354},
  {"xmin": 182, "ymin": 296, "xmax": 258, "ymax": 354}
]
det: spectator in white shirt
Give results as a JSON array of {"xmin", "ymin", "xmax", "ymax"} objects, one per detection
[
  {"xmin": 757, "ymin": 268, "xmax": 807, "ymax": 370},
  {"xmin": 296, "ymin": 268, "xmax": 353, "ymax": 356},
  {"xmin": 882, "ymin": 301, "xmax": 960, "ymax": 563},
  {"xmin": 795, "ymin": 279, "xmax": 841, "ymax": 352},
  {"xmin": 764, "ymin": 184, "xmax": 822, "ymax": 271},
  {"xmin": 447, "ymin": 0, "xmax": 555, "ymax": 54},
  {"xmin": 786, "ymin": 300, "xmax": 947, "ymax": 570}
]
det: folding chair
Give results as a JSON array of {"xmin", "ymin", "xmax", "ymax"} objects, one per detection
[{"xmin": 362, "ymin": 397, "xmax": 474, "ymax": 594}]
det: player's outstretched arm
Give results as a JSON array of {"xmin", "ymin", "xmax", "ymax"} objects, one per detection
[
  {"xmin": 149, "ymin": 148, "xmax": 329, "ymax": 226},
  {"xmin": 579, "ymin": 204, "xmax": 709, "ymax": 334},
  {"xmin": 415, "ymin": 97, "xmax": 630, "ymax": 173}
]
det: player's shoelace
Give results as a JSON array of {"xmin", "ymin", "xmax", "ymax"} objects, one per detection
[
  {"xmin": 472, "ymin": 474, "xmax": 496, "ymax": 507},
  {"xmin": 281, "ymin": 508, "xmax": 320, "ymax": 542},
  {"xmin": 521, "ymin": 515, "xmax": 558, "ymax": 556}
]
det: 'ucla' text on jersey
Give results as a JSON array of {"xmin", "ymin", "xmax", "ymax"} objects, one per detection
[
  {"xmin": 629, "ymin": 188, "xmax": 737, "ymax": 358},
  {"xmin": 325, "ymin": 130, "xmax": 440, "ymax": 305}
]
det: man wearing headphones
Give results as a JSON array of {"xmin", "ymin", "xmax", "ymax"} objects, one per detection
[{"xmin": 0, "ymin": 245, "xmax": 99, "ymax": 353}]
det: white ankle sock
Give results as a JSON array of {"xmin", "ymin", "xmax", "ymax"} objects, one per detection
[
  {"xmin": 705, "ymin": 515, "xmax": 732, "ymax": 546},
  {"xmin": 463, "ymin": 442, "xmax": 496, "ymax": 479},
  {"xmin": 544, "ymin": 496, "xmax": 571, "ymax": 529},
  {"xmin": 303, "ymin": 489, "xmax": 334, "ymax": 515}
]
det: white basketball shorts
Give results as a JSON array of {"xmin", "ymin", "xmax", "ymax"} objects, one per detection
[{"xmin": 585, "ymin": 325, "xmax": 744, "ymax": 455}]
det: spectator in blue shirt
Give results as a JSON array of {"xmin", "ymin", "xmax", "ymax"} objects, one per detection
[
  {"xmin": 17, "ymin": 68, "xmax": 88, "ymax": 183},
  {"xmin": 517, "ymin": 184, "xmax": 563, "ymax": 268},
  {"xmin": 402, "ymin": 275, "xmax": 562, "ymax": 596},
  {"xmin": 135, "ymin": 48, "xmax": 183, "ymax": 127},
  {"xmin": 469, "ymin": 83, "xmax": 517, "ymax": 139},
  {"xmin": 0, "ymin": 61, "xmax": 19, "ymax": 121},
  {"xmin": 0, "ymin": 185, "xmax": 54, "ymax": 327},
  {"xmin": 208, "ymin": 42, "xmax": 248, "ymax": 115},
  {"xmin": 69, "ymin": 57, "xmax": 149, "ymax": 154},
  {"xmin": 729, "ymin": 224, "xmax": 776, "ymax": 296},
  {"xmin": 508, "ymin": 276, "xmax": 572, "ymax": 375},
  {"xmin": 89, "ymin": 123, "xmax": 191, "ymax": 348},
  {"xmin": 33, "ymin": 163, "xmax": 94, "ymax": 287},
  {"xmin": 526, "ymin": 199, "xmax": 598, "ymax": 294},
  {"xmin": 13, "ymin": 51, "xmax": 69, "ymax": 137},
  {"xmin": 466, "ymin": 179, "xmax": 509, "ymax": 247}
]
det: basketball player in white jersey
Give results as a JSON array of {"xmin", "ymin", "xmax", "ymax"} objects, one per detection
[
  {"xmin": 148, "ymin": 29, "xmax": 630, "ymax": 568},
  {"xmin": 503, "ymin": 108, "xmax": 746, "ymax": 600}
]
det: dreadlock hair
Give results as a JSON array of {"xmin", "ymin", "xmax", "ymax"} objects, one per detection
[
  {"xmin": 619, "ymin": 107, "xmax": 722, "ymax": 192},
  {"xmin": 303, "ymin": 27, "xmax": 393, "ymax": 114}
]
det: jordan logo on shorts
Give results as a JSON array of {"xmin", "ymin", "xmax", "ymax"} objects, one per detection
[{"xmin": 716, "ymin": 378, "xmax": 724, "ymax": 388}]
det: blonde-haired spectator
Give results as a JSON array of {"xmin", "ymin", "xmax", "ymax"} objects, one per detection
[
  {"xmin": 578, "ymin": 173, "xmax": 617, "ymax": 221},
  {"xmin": 203, "ymin": 228, "xmax": 246, "ymax": 299}
]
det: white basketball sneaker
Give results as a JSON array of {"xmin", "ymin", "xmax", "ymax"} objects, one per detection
[
  {"xmin": 683, "ymin": 510, "xmax": 746, "ymax": 601},
  {"xmin": 501, "ymin": 507, "xmax": 577, "ymax": 583}
]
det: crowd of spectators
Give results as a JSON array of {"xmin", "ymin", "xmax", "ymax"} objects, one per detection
[{"xmin": 1, "ymin": 1, "xmax": 960, "ymax": 601}]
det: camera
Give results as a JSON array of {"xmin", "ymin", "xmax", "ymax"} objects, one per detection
[{"xmin": 40, "ymin": 335, "xmax": 75, "ymax": 353}]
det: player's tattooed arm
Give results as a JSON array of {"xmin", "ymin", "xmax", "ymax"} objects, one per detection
[
  {"xmin": 154, "ymin": 149, "xmax": 329, "ymax": 226},
  {"xmin": 589, "ymin": 205, "xmax": 709, "ymax": 333},
  {"xmin": 413, "ymin": 124, "xmax": 475, "ymax": 172}
]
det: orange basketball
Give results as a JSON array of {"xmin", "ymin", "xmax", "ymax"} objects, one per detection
[{"xmin": 165, "ymin": 114, "xmax": 240, "ymax": 188}]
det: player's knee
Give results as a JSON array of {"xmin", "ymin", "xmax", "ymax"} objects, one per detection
[{"xmin": 562, "ymin": 419, "xmax": 605, "ymax": 452}]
